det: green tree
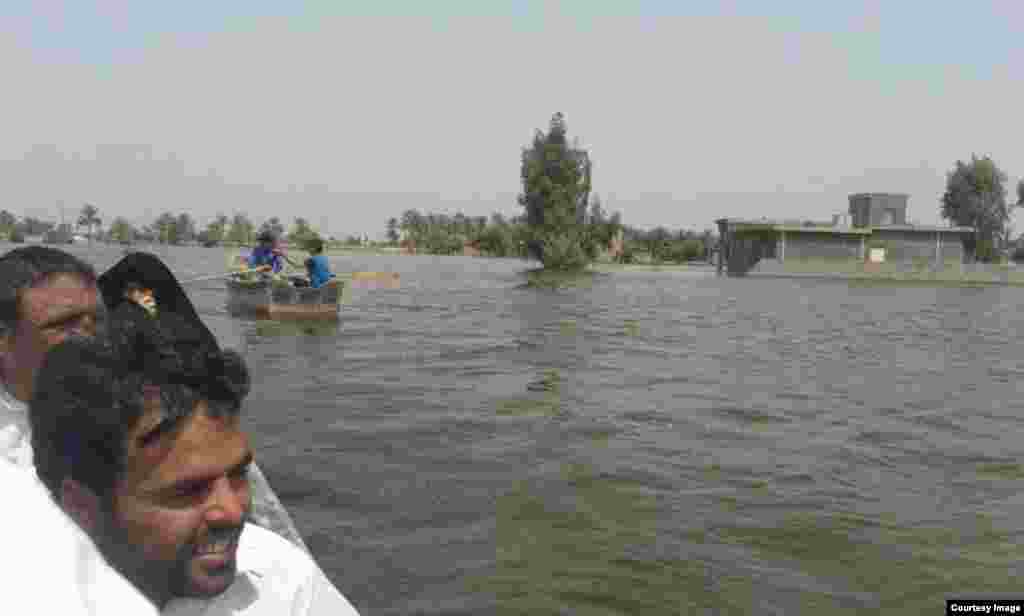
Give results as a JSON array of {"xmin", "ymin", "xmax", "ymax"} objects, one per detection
[
  {"xmin": 0, "ymin": 210, "xmax": 16, "ymax": 238},
  {"xmin": 154, "ymin": 212, "xmax": 178, "ymax": 244},
  {"xmin": 77, "ymin": 204, "xmax": 101, "ymax": 242},
  {"xmin": 386, "ymin": 217, "xmax": 400, "ymax": 243},
  {"xmin": 201, "ymin": 214, "xmax": 229, "ymax": 245},
  {"xmin": 518, "ymin": 112, "xmax": 593, "ymax": 269},
  {"xmin": 108, "ymin": 217, "xmax": 135, "ymax": 243},
  {"xmin": 287, "ymin": 217, "xmax": 318, "ymax": 246},
  {"xmin": 228, "ymin": 213, "xmax": 254, "ymax": 245},
  {"xmin": 941, "ymin": 155, "xmax": 1013, "ymax": 261}
]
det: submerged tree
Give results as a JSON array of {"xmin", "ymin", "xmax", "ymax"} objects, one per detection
[
  {"xmin": 941, "ymin": 155, "xmax": 1013, "ymax": 261},
  {"xmin": 518, "ymin": 112, "xmax": 594, "ymax": 270}
]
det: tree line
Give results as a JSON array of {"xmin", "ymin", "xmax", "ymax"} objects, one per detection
[{"xmin": 0, "ymin": 205, "xmax": 334, "ymax": 249}]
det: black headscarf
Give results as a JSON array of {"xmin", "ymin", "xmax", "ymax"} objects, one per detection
[
  {"xmin": 98, "ymin": 252, "xmax": 217, "ymax": 348},
  {"xmin": 96, "ymin": 253, "xmax": 244, "ymax": 397}
]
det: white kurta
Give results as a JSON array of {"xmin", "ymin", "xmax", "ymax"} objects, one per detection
[
  {"xmin": 0, "ymin": 382, "xmax": 33, "ymax": 469},
  {"xmin": 0, "ymin": 458, "xmax": 160, "ymax": 615},
  {"xmin": 162, "ymin": 523, "xmax": 361, "ymax": 616}
]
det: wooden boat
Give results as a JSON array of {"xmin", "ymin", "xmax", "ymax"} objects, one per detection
[{"xmin": 226, "ymin": 277, "xmax": 344, "ymax": 320}]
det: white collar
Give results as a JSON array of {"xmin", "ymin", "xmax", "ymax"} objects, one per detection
[{"xmin": 0, "ymin": 381, "xmax": 27, "ymax": 415}]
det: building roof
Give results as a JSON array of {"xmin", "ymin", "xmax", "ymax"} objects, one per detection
[{"xmin": 715, "ymin": 217, "xmax": 974, "ymax": 234}]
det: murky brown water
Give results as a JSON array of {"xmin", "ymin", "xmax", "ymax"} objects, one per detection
[{"xmin": 27, "ymin": 242, "xmax": 1024, "ymax": 615}]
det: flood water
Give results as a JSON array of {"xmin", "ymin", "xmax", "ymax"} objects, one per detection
[{"xmin": 25, "ymin": 243, "xmax": 1024, "ymax": 614}]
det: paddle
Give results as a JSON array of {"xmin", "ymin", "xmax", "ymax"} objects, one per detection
[{"xmin": 180, "ymin": 265, "xmax": 274, "ymax": 285}]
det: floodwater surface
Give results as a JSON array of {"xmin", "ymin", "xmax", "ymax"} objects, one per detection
[{"xmin": 34, "ymin": 243, "xmax": 1024, "ymax": 615}]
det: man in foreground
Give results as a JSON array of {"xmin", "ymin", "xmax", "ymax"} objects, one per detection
[
  {"xmin": 0, "ymin": 246, "xmax": 100, "ymax": 467},
  {"xmin": 0, "ymin": 455, "xmax": 159, "ymax": 614},
  {"xmin": 30, "ymin": 334, "xmax": 360, "ymax": 614}
]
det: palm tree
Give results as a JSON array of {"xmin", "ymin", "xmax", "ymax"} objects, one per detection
[{"xmin": 77, "ymin": 204, "xmax": 101, "ymax": 242}]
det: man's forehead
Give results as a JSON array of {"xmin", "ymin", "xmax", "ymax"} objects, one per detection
[
  {"xmin": 125, "ymin": 404, "xmax": 249, "ymax": 484},
  {"xmin": 22, "ymin": 275, "xmax": 97, "ymax": 312}
]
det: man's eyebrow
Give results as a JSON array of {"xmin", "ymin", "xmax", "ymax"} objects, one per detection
[
  {"xmin": 39, "ymin": 306, "xmax": 96, "ymax": 328},
  {"xmin": 167, "ymin": 451, "xmax": 255, "ymax": 491}
]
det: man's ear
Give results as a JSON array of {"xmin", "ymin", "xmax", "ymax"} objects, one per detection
[{"xmin": 60, "ymin": 477, "xmax": 103, "ymax": 534}]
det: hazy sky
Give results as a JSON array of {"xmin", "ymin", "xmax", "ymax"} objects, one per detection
[{"xmin": 2, "ymin": 1, "xmax": 1022, "ymax": 238}]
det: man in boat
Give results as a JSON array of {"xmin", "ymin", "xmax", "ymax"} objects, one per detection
[
  {"xmin": 0, "ymin": 456, "xmax": 161, "ymax": 614},
  {"xmin": 0, "ymin": 247, "xmax": 160, "ymax": 613},
  {"xmin": 247, "ymin": 231, "xmax": 285, "ymax": 275},
  {"xmin": 0, "ymin": 246, "xmax": 100, "ymax": 468},
  {"xmin": 29, "ymin": 330, "xmax": 361, "ymax": 614},
  {"xmin": 0, "ymin": 247, "xmax": 342, "ymax": 585}
]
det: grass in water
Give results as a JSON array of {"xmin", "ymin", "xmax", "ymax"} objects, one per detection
[
  {"xmin": 716, "ymin": 510, "xmax": 1020, "ymax": 613},
  {"xmin": 521, "ymin": 267, "xmax": 606, "ymax": 289},
  {"xmin": 467, "ymin": 465, "xmax": 754, "ymax": 615}
]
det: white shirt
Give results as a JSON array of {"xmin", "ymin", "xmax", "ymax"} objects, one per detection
[
  {"xmin": 0, "ymin": 458, "xmax": 160, "ymax": 615},
  {"xmin": 0, "ymin": 382, "xmax": 32, "ymax": 469},
  {"xmin": 163, "ymin": 523, "xmax": 361, "ymax": 616}
]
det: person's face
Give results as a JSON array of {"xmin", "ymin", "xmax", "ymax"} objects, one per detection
[
  {"xmin": 0, "ymin": 273, "xmax": 98, "ymax": 401},
  {"xmin": 96, "ymin": 398, "xmax": 254, "ymax": 607}
]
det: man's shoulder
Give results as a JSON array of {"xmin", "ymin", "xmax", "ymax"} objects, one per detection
[
  {"xmin": 237, "ymin": 523, "xmax": 315, "ymax": 574},
  {"xmin": 164, "ymin": 523, "xmax": 360, "ymax": 615}
]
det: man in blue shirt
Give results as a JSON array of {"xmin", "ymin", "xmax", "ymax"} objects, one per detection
[
  {"xmin": 247, "ymin": 232, "xmax": 284, "ymax": 274},
  {"xmin": 304, "ymin": 238, "xmax": 335, "ymax": 288}
]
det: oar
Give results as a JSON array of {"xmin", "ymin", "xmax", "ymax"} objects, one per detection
[{"xmin": 181, "ymin": 264, "xmax": 274, "ymax": 282}]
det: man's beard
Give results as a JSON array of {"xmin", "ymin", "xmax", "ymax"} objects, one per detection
[{"xmin": 92, "ymin": 506, "xmax": 248, "ymax": 607}]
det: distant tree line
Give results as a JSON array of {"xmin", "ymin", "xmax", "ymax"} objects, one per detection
[
  {"xmin": 0, "ymin": 204, "xmax": 339, "ymax": 250},
  {"xmin": 618, "ymin": 226, "xmax": 716, "ymax": 264},
  {"xmin": 393, "ymin": 209, "xmax": 532, "ymax": 257}
]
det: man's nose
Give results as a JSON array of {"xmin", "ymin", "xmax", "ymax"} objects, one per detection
[{"xmin": 205, "ymin": 477, "xmax": 248, "ymax": 525}]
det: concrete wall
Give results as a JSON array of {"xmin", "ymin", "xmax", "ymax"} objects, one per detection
[
  {"xmin": 783, "ymin": 232, "xmax": 862, "ymax": 260},
  {"xmin": 872, "ymin": 228, "xmax": 966, "ymax": 263},
  {"xmin": 849, "ymin": 194, "xmax": 908, "ymax": 227}
]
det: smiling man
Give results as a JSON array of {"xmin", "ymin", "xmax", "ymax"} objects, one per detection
[
  {"xmin": 0, "ymin": 246, "xmax": 100, "ymax": 468},
  {"xmin": 30, "ymin": 335, "xmax": 360, "ymax": 615}
]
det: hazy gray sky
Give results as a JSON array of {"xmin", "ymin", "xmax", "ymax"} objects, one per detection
[{"xmin": 2, "ymin": 2, "xmax": 1022, "ymax": 238}]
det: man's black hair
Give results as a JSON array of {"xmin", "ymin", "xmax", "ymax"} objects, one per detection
[
  {"xmin": 30, "ymin": 335, "xmax": 251, "ymax": 502},
  {"xmin": 307, "ymin": 238, "xmax": 325, "ymax": 254},
  {"xmin": 0, "ymin": 246, "xmax": 96, "ymax": 337}
]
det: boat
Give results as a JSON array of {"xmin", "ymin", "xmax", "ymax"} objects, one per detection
[{"xmin": 226, "ymin": 276, "xmax": 344, "ymax": 319}]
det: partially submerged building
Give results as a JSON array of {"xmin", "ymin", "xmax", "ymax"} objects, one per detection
[{"xmin": 715, "ymin": 193, "xmax": 975, "ymax": 276}]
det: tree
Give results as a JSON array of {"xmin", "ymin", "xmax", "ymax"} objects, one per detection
[
  {"xmin": 77, "ymin": 204, "xmax": 101, "ymax": 242},
  {"xmin": 941, "ymin": 155, "xmax": 1013, "ymax": 261},
  {"xmin": 287, "ymin": 217, "xmax": 318, "ymax": 246},
  {"xmin": 202, "ymin": 214, "xmax": 229, "ymax": 245},
  {"xmin": 16, "ymin": 217, "xmax": 54, "ymax": 236},
  {"xmin": 386, "ymin": 217, "xmax": 400, "ymax": 243},
  {"xmin": 227, "ymin": 213, "xmax": 254, "ymax": 245},
  {"xmin": 108, "ymin": 217, "xmax": 135, "ymax": 243},
  {"xmin": 0, "ymin": 210, "xmax": 16, "ymax": 238},
  {"xmin": 518, "ymin": 112, "xmax": 593, "ymax": 269},
  {"xmin": 154, "ymin": 212, "xmax": 178, "ymax": 244},
  {"xmin": 259, "ymin": 217, "xmax": 285, "ymax": 239}
]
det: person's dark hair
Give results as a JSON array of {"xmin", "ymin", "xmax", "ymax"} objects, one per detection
[
  {"xmin": 256, "ymin": 231, "xmax": 276, "ymax": 244},
  {"xmin": 307, "ymin": 238, "xmax": 325, "ymax": 254},
  {"xmin": 0, "ymin": 246, "xmax": 96, "ymax": 337},
  {"xmin": 30, "ymin": 335, "xmax": 251, "ymax": 502}
]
